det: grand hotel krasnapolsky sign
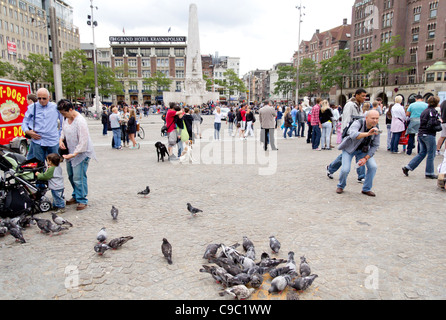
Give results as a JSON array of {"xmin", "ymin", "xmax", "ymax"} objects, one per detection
[{"xmin": 109, "ymin": 36, "xmax": 187, "ymax": 43}]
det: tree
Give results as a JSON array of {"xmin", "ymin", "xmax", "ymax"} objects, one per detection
[
  {"xmin": 143, "ymin": 71, "xmax": 173, "ymax": 98},
  {"xmin": 15, "ymin": 53, "xmax": 53, "ymax": 92},
  {"xmin": 273, "ymin": 65, "xmax": 297, "ymax": 102},
  {"xmin": 298, "ymin": 58, "xmax": 319, "ymax": 98},
  {"xmin": 0, "ymin": 61, "xmax": 16, "ymax": 78},
  {"xmin": 214, "ymin": 69, "xmax": 246, "ymax": 98},
  {"xmin": 88, "ymin": 63, "xmax": 124, "ymax": 99},
  {"xmin": 61, "ymin": 49, "xmax": 93, "ymax": 101},
  {"xmin": 360, "ymin": 35, "xmax": 408, "ymax": 103},
  {"xmin": 319, "ymin": 49, "xmax": 353, "ymax": 104}
]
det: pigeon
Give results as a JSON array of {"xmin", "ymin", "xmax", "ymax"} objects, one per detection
[
  {"xmin": 249, "ymin": 272, "xmax": 264, "ymax": 289},
  {"xmin": 268, "ymin": 274, "xmax": 291, "ymax": 294},
  {"xmin": 299, "ymin": 256, "xmax": 311, "ymax": 277},
  {"xmin": 94, "ymin": 243, "xmax": 111, "ymax": 255},
  {"xmin": 286, "ymin": 251, "xmax": 297, "ymax": 273},
  {"xmin": 0, "ymin": 226, "xmax": 8, "ymax": 236},
  {"xmin": 187, "ymin": 202, "xmax": 203, "ymax": 216},
  {"xmin": 242, "ymin": 236, "xmax": 254, "ymax": 251},
  {"xmin": 269, "ymin": 266, "xmax": 292, "ymax": 278},
  {"xmin": 110, "ymin": 205, "xmax": 119, "ymax": 220},
  {"xmin": 203, "ymin": 243, "xmax": 221, "ymax": 260},
  {"xmin": 220, "ymin": 243, "xmax": 241, "ymax": 264},
  {"xmin": 239, "ymin": 256, "xmax": 256, "ymax": 271},
  {"xmin": 290, "ymin": 274, "xmax": 318, "ymax": 291},
  {"xmin": 51, "ymin": 213, "xmax": 73, "ymax": 227},
  {"xmin": 97, "ymin": 227, "xmax": 107, "ymax": 243},
  {"xmin": 137, "ymin": 186, "xmax": 150, "ymax": 197},
  {"xmin": 209, "ymin": 257, "xmax": 243, "ymax": 276},
  {"xmin": 269, "ymin": 235, "xmax": 281, "ymax": 253},
  {"xmin": 108, "ymin": 236, "xmax": 133, "ymax": 249},
  {"xmin": 199, "ymin": 265, "xmax": 225, "ymax": 284},
  {"xmin": 246, "ymin": 246, "xmax": 256, "ymax": 261},
  {"xmin": 161, "ymin": 238, "xmax": 173, "ymax": 265},
  {"xmin": 219, "ymin": 285, "xmax": 255, "ymax": 300},
  {"xmin": 34, "ymin": 218, "xmax": 52, "ymax": 234},
  {"xmin": 47, "ymin": 222, "xmax": 69, "ymax": 234},
  {"xmin": 258, "ymin": 252, "xmax": 286, "ymax": 269},
  {"xmin": 9, "ymin": 227, "xmax": 26, "ymax": 243},
  {"xmin": 232, "ymin": 273, "xmax": 251, "ymax": 285}
]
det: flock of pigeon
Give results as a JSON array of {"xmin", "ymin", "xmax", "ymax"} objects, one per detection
[
  {"xmin": 199, "ymin": 235, "xmax": 318, "ymax": 300},
  {"xmin": 0, "ymin": 211, "xmax": 74, "ymax": 243}
]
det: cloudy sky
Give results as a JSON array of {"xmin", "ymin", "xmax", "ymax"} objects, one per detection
[{"xmin": 72, "ymin": 0, "xmax": 354, "ymax": 75}]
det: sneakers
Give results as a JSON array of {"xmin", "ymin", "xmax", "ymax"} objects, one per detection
[
  {"xmin": 426, "ymin": 175, "xmax": 438, "ymax": 179},
  {"xmin": 326, "ymin": 166, "xmax": 333, "ymax": 179},
  {"xmin": 357, "ymin": 178, "xmax": 365, "ymax": 183}
]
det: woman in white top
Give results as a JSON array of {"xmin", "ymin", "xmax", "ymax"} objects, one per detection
[
  {"xmin": 390, "ymin": 96, "xmax": 407, "ymax": 153},
  {"xmin": 213, "ymin": 107, "xmax": 222, "ymax": 140},
  {"xmin": 57, "ymin": 99, "xmax": 96, "ymax": 211}
]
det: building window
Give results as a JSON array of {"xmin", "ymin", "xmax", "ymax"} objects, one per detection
[
  {"xmin": 427, "ymin": 23, "xmax": 436, "ymax": 39},
  {"xmin": 413, "ymin": 6, "xmax": 421, "ymax": 23},
  {"xmin": 142, "ymin": 58, "xmax": 150, "ymax": 67},
  {"xmin": 429, "ymin": 2, "xmax": 438, "ymax": 18},
  {"xmin": 175, "ymin": 59, "xmax": 184, "ymax": 67},
  {"xmin": 126, "ymin": 48, "xmax": 138, "ymax": 57},
  {"xmin": 142, "ymin": 70, "xmax": 151, "ymax": 78},
  {"xmin": 382, "ymin": 12, "xmax": 393, "ymax": 28},
  {"xmin": 426, "ymin": 73, "xmax": 434, "ymax": 82},
  {"xmin": 174, "ymin": 48, "xmax": 185, "ymax": 56},
  {"xmin": 128, "ymin": 59, "xmax": 137, "ymax": 67},
  {"xmin": 113, "ymin": 48, "xmax": 124, "ymax": 57},
  {"xmin": 128, "ymin": 70, "xmax": 137, "ymax": 78},
  {"xmin": 175, "ymin": 70, "xmax": 184, "ymax": 78},
  {"xmin": 157, "ymin": 58, "xmax": 168, "ymax": 67},
  {"xmin": 426, "ymin": 44, "xmax": 434, "ymax": 60},
  {"xmin": 437, "ymin": 72, "xmax": 443, "ymax": 81},
  {"xmin": 176, "ymin": 81, "xmax": 182, "ymax": 92},
  {"xmin": 155, "ymin": 48, "xmax": 169, "ymax": 57},
  {"xmin": 115, "ymin": 59, "xmax": 123, "ymax": 67}
]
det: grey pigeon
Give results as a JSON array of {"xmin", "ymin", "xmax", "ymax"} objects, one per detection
[
  {"xmin": 290, "ymin": 274, "xmax": 318, "ymax": 291},
  {"xmin": 187, "ymin": 202, "xmax": 202, "ymax": 216},
  {"xmin": 94, "ymin": 243, "xmax": 111, "ymax": 255},
  {"xmin": 161, "ymin": 238, "xmax": 173, "ymax": 265},
  {"xmin": 108, "ymin": 236, "xmax": 133, "ymax": 249},
  {"xmin": 47, "ymin": 222, "xmax": 69, "ymax": 234},
  {"xmin": 258, "ymin": 252, "xmax": 286, "ymax": 268},
  {"xmin": 9, "ymin": 227, "xmax": 26, "ymax": 243},
  {"xmin": 246, "ymin": 246, "xmax": 256, "ymax": 260},
  {"xmin": 269, "ymin": 266, "xmax": 292, "ymax": 278},
  {"xmin": 299, "ymin": 256, "xmax": 311, "ymax": 277},
  {"xmin": 249, "ymin": 272, "xmax": 263, "ymax": 288},
  {"xmin": 219, "ymin": 285, "xmax": 255, "ymax": 300},
  {"xmin": 268, "ymin": 274, "xmax": 291, "ymax": 294},
  {"xmin": 203, "ymin": 243, "xmax": 221, "ymax": 260},
  {"xmin": 34, "ymin": 218, "xmax": 52, "ymax": 234},
  {"xmin": 51, "ymin": 212, "xmax": 73, "ymax": 227},
  {"xmin": 209, "ymin": 257, "xmax": 243, "ymax": 276},
  {"xmin": 0, "ymin": 226, "xmax": 8, "ymax": 236},
  {"xmin": 286, "ymin": 251, "xmax": 297, "ymax": 273},
  {"xmin": 200, "ymin": 265, "xmax": 225, "ymax": 284},
  {"xmin": 269, "ymin": 235, "xmax": 281, "ymax": 253},
  {"xmin": 232, "ymin": 273, "xmax": 251, "ymax": 285},
  {"xmin": 242, "ymin": 236, "xmax": 254, "ymax": 251},
  {"xmin": 97, "ymin": 227, "xmax": 107, "ymax": 243},
  {"xmin": 239, "ymin": 256, "xmax": 256, "ymax": 271},
  {"xmin": 137, "ymin": 186, "xmax": 150, "ymax": 197},
  {"xmin": 110, "ymin": 205, "xmax": 119, "ymax": 220}
]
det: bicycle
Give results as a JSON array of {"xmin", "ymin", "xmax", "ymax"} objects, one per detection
[{"xmin": 137, "ymin": 124, "xmax": 145, "ymax": 140}]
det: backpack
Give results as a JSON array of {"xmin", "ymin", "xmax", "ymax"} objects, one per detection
[{"xmin": 341, "ymin": 118, "xmax": 365, "ymax": 139}]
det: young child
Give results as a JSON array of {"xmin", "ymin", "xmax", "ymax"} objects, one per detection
[{"xmin": 36, "ymin": 153, "xmax": 65, "ymax": 214}]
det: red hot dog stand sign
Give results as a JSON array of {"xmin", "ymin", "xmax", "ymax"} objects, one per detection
[{"xmin": 0, "ymin": 78, "xmax": 31, "ymax": 155}]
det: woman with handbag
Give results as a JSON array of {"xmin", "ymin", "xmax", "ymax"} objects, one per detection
[
  {"xmin": 390, "ymin": 96, "xmax": 406, "ymax": 154},
  {"xmin": 127, "ymin": 108, "xmax": 140, "ymax": 149},
  {"xmin": 402, "ymin": 96, "xmax": 442, "ymax": 179}
]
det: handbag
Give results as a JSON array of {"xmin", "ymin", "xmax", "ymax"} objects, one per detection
[
  {"xmin": 58, "ymin": 138, "xmax": 69, "ymax": 156},
  {"xmin": 24, "ymin": 103, "xmax": 36, "ymax": 139},
  {"xmin": 180, "ymin": 121, "xmax": 189, "ymax": 142}
]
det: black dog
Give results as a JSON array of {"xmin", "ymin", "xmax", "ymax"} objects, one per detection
[{"xmin": 155, "ymin": 142, "xmax": 169, "ymax": 162}]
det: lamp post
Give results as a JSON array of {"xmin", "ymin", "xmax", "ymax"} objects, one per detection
[
  {"xmin": 87, "ymin": 1, "xmax": 99, "ymax": 114},
  {"xmin": 295, "ymin": 1, "xmax": 305, "ymax": 106}
]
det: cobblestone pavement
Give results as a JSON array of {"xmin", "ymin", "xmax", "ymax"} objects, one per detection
[{"xmin": 1, "ymin": 113, "xmax": 445, "ymax": 300}]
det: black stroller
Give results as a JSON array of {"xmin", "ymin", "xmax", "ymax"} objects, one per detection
[{"xmin": 0, "ymin": 149, "xmax": 52, "ymax": 218}]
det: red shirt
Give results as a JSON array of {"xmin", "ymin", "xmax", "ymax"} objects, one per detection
[
  {"xmin": 165, "ymin": 109, "xmax": 177, "ymax": 133},
  {"xmin": 241, "ymin": 109, "xmax": 246, "ymax": 121}
]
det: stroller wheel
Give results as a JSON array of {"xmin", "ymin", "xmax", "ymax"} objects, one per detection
[{"xmin": 39, "ymin": 200, "xmax": 52, "ymax": 213}]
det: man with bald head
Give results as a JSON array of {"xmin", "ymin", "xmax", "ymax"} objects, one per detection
[
  {"xmin": 21, "ymin": 88, "xmax": 64, "ymax": 161},
  {"xmin": 336, "ymin": 110, "xmax": 381, "ymax": 196}
]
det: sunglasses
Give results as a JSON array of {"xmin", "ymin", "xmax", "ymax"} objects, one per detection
[{"xmin": 38, "ymin": 97, "xmax": 48, "ymax": 100}]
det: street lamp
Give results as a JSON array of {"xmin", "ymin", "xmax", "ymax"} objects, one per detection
[
  {"xmin": 87, "ymin": 1, "xmax": 100, "ymax": 114},
  {"xmin": 295, "ymin": 1, "xmax": 305, "ymax": 106}
]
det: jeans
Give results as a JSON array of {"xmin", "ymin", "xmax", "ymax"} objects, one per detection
[
  {"xmin": 306, "ymin": 122, "xmax": 312, "ymax": 143},
  {"xmin": 121, "ymin": 124, "xmax": 129, "ymax": 144},
  {"xmin": 112, "ymin": 128, "xmax": 121, "ymax": 148},
  {"xmin": 27, "ymin": 142, "xmax": 59, "ymax": 162},
  {"xmin": 406, "ymin": 134, "xmax": 436, "ymax": 176},
  {"xmin": 337, "ymin": 150, "xmax": 377, "ymax": 192},
  {"xmin": 283, "ymin": 127, "xmax": 292, "ymax": 138},
  {"xmin": 311, "ymin": 125, "xmax": 321, "ymax": 149},
  {"xmin": 263, "ymin": 128, "xmax": 277, "ymax": 150},
  {"xmin": 51, "ymin": 189, "xmax": 65, "ymax": 209},
  {"xmin": 406, "ymin": 134, "xmax": 419, "ymax": 155},
  {"xmin": 102, "ymin": 124, "xmax": 108, "ymax": 135},
  {"xmin": 321, "ymin": 122, "xmax": 332, "ymax": 149},
  {"xmin": 214, "ymin": 122, "xmax": 221, "ymax": 140},
  {"xmin": 297, "ymin": 122, "xmax": 305, "ymax": 137},
  {"xmin": 390, "ymin": 131, "xmax": 402, "ymax": 152},
  {"xmin": 328, "ymin": 153, "xmax": 366, "ymax": 179},
  {"xmin": 66, "ymin": 157, "xmax": 90, "ymax": 205},
  {"xmin": 386, "ymin": 124, "xmax": 391, "ymax": 150},
  {"xmin": 244, "ymin": 121, "xmax": 253, "ymax": 137}
]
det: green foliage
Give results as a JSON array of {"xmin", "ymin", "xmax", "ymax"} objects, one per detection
[
  {"xmin": 15, "ymin": 53, "xmax": 53, "ymax": 91},
  {"xmin": 61, "ymin": 49, "xmax": 93, "ymax": 100},
  {"xmin": 319, "ymin": 49, "xmax": 353, "ymax": 94},
  {"xmin": 143, "ymin": 71, "xmax": 173, "ymax": 95},
  {"xmin": 0, "ymin": 61, "xmax": 16, "ymax": 78},
  {"xmin": 273, "ymin": 65, "xmax": 296, "ymax": 99},
  {"xmin": 298, "ymin": 58, "xmax": 319, "ymax": 97},
  {"xmin": 215, "ymin": 69, "xmax": 246, "ymax": 96}
]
